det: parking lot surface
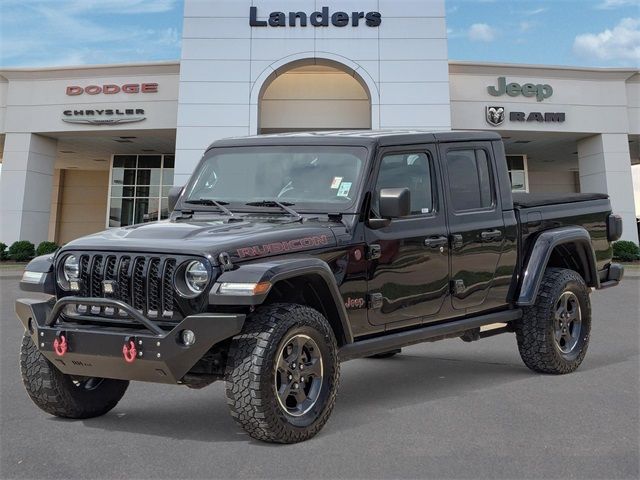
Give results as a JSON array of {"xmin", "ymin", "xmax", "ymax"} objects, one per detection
[{"xmin": 1, "ymin": 271, "xmax": 638, "ymax": 479}]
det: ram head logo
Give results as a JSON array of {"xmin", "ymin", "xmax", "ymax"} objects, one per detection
[{"xmin": 486, "ymin": 106, "xmax": 505, "ymax": 127}]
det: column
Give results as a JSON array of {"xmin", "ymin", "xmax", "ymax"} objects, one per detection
[
  {"xmin": 0, "ymin": 133, "xmax": 57, "ymax": 245},
  {"xmin": 578, "ymin": 133, "xmax": 638, "ymax": 244}
]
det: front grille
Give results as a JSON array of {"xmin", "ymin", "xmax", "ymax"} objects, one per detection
[{"xmin": 58, "ymin": 252, "xmax": 202, "ymax": 322}]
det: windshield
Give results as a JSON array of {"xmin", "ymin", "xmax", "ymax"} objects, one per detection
[{"xmin": 183, "ymin": 146, "xmax": 368, "ymax": 212}]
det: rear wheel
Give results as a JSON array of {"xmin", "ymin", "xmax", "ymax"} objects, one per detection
[
  {"xmin": 20, "ymin": 334, "xmax": 129, "ymax": 418},
  {"xmin": 225, "ymin": 303, "xmax": 339, "ymax": 443},
  {"xmin": 515, "ymin": 268, "xmax": 591, "ymax": 374}
]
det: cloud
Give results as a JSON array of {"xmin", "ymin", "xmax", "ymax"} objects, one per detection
[
  {"xmin": 596, "ymin": 0, "xmax": 638, "ymax": 9},
  {"xmin": 573, "ymin": 17, "xmax": 640, "ymax": 63},
  {"xmin": 519, "ymin": 21, "xmax": 536, "ymax": 32},
  {"xmin": 468, "ymin": 23, "xmax": 496, "ymax": 42},
  {"xmin": 69, "ymin": 0, "xmax": 178, "ymax": 14},
  {"xmin": 525, "ymin": 7, "xmax": 547, "ymax": 15}
]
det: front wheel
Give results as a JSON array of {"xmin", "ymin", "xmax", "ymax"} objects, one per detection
[
  {"xmin": 225, "ymin": 303, "xmax": 339, "ymax": 443},
  {"xmin": 20, "ymin": 334, "xmax": 129, "ymax": 418},
  {"xmin": 515, "ymin": 268, "xmax": 591, "ymax": 374}
]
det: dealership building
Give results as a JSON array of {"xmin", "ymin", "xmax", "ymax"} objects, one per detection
[{"xmin": 1, "ymin": 0, "xmax": 638, "ymax": 245}]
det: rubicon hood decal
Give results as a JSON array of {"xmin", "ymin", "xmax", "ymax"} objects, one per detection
[{"xmin": 237, "ymin": 235, "xmax": 330, "ymax": 259}]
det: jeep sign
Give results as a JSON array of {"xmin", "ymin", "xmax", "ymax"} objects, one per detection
[{"xmin": 488, "ymin": 77, "xmax": 553, "ymax": 102}]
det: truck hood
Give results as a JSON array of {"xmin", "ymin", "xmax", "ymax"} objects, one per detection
[{"xmin": 62, "ymin": 217, "xmax": 341, "ymax": 262}]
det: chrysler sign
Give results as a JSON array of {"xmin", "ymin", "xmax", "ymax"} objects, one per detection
[{"xmin": 62, "ymin": 108, "xmax": 146, "ymax": 125}]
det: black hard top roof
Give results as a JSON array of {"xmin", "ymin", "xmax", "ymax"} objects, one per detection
[{"xmin": 207, "ymin": 130, "xmax": 502, "ymax": 150}]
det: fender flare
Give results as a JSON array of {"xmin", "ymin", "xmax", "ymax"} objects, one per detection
[
  {"xmin": 209, "ymin": 257, "xmax": 353, "ymax": 344},
  {"xmin": 517, "ymin": 226, "xmax": 599, "ymax": 306}
]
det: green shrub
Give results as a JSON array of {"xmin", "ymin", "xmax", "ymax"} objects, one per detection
[
  {"xmin": 8, "ymin": 241, "xmax": 35, "ymax": 262},
  {"xmin": 0, "ymin": 242, "xmax": 7, "ymax": 261},
  {"xmin": 36, "ymin": 241, "xmax": 60, "ymax": 256},
  {"xmin": 612, "ymin": 240, "xmax": 640, "ymax": 262}
]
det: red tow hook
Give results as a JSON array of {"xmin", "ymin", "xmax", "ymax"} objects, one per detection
[
  {"xmin": 122, "ymin": 340, "xmax": 137, "ymax": 363},
  {"xmin": 53, "ymin": 334, "xmax": 68, "ymax": 357}
]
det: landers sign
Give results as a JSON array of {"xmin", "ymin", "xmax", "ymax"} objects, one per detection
[{"xmin": 249, "ymin": 6, "xmax": 382, "ymax": 27}]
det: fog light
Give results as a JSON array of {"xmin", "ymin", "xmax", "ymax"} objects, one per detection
[{"xmin": 181, "ymin": 330, "xmax": 196, "ymax": 346}]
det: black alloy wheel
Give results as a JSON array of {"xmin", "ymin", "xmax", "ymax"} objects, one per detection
[
  {"xmin": 553, "ymin": 291, "xmax": 582, "ymax": 354},
  {"xmin": 275, "ymin": 334, "xmax": 324, "ymax": 417}
]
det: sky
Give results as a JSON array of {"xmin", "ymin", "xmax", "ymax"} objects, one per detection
[{"xmin": 0, "ymin": 0, "xmax": 638, "ymax": 68}]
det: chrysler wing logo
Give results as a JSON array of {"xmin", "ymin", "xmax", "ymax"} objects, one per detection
[
  {"xmin": 486, "ymin": 106, "xmax": 505, "ymax": 127},
  {"xmin": 62, "ymin": 108, "xmax": 146, "ymax": 125}
]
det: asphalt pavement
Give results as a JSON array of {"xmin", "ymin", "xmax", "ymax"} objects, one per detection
[{"xmin": 1, "ymin": 270, "xmax": 638, "ymax": 479}]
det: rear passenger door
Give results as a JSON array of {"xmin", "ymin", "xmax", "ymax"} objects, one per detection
[{"xmin": 439, "ymin": 142, "xmax": 506, "ymax": 312}]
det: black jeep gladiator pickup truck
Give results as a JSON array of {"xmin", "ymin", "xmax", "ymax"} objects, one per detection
[{"xmin": 17, "ymin": 131, "xmax": 624, "ymax": 443}]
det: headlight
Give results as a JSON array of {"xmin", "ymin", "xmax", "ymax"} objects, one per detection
[
  {"xmin": 63, "ymin": 255, "xmax": 80, "ymax": 282},
  {"xmin": 57, "ymin": 255, "xmax": 80, "ymax": 290},
  {"xmin": 184, "ymin": 261, "xmax": 209, "ymax": 294}
]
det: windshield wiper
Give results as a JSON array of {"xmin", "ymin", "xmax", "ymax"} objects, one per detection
[
  {"xmin": 245, "ymin": 200, "xmax": 303, "ymax": 222},
  {"xmin": 184, "ymin": 198, "xmax": 234, "ymax": 216}
]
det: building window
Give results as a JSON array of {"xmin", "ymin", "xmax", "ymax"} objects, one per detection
[
  {"xmin": 506, "ymin": 155, "xmax": 529, "ymax": 192},
  {"xmin": 108, "ymin": 154, "xmax": 174, "ymax": 227}
]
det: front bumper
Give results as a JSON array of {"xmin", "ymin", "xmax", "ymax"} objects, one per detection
[{"xmin": 16, "ymin": 297, "xmax": 245, "ymax": 384}]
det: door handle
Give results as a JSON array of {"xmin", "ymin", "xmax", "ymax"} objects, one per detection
[
  {"xmin": 424, "ymin": 236, "xmax": 448, "ymax": 248},
  {"xmin": 480, "ymin": 229, "xmax": 503, "ymax": 241}
]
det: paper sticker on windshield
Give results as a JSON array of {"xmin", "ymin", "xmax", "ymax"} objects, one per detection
[
  {"xmin": 330, "ymin": 177, "xmax": 343, "ymax": 189},
  {"xmin": 337, "ymin": 182, "xmax": 352, "ymax": 197}
]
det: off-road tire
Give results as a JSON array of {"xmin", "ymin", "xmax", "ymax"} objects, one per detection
[
  {"xmin": 225, "ymin": 303, "xmax": 339, "ymax": 443},
  {"xmin": 20, "ymin": 333, "xmax": 129, "ymax": 419},
  {"xmin": 515, "ymin": 268, "xmax": 591, "ymax": 374},
  {"xmin": 367, "ymin": 348, "xmax": 401, "ymax": 359}
]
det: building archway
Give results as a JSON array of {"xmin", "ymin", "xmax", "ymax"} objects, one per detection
[{"xmin": 256, "ymin": 58, "xmax": 373, "ymax": 134}]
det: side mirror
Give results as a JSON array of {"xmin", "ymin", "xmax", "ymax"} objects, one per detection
[
  {"xmin": 168, "ymin": 186, "xmax": 184, "ymax": 212},
  {"xmin": 368, "ymin": 188, "xmax": 411, "ymax": 229}
]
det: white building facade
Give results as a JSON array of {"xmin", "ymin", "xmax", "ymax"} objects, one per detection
[{"xmin": 0, "ymin": 0, "xmax": 638, "ymax": 245}]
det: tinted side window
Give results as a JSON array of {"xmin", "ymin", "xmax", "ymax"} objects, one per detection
[
  {"xmin": 446, "ymin": 149, "xmax": 494, "ymax": 211},
  {"xmin": 373, "ymin": 152, "xmax": 434, "ymax": 216}
]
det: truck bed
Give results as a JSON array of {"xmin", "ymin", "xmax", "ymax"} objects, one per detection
[
  {"xmin": 513, "ymin": 192, "xmax": 613, "ymax": 277},
  {"xmin": 512, "ymin": 192, "xmax": 609, "ymax": 208}
]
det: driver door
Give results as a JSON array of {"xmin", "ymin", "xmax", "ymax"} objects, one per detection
[{"xmin": 365, "ymin": 146, "xmax": 449, "ymax": 329}]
